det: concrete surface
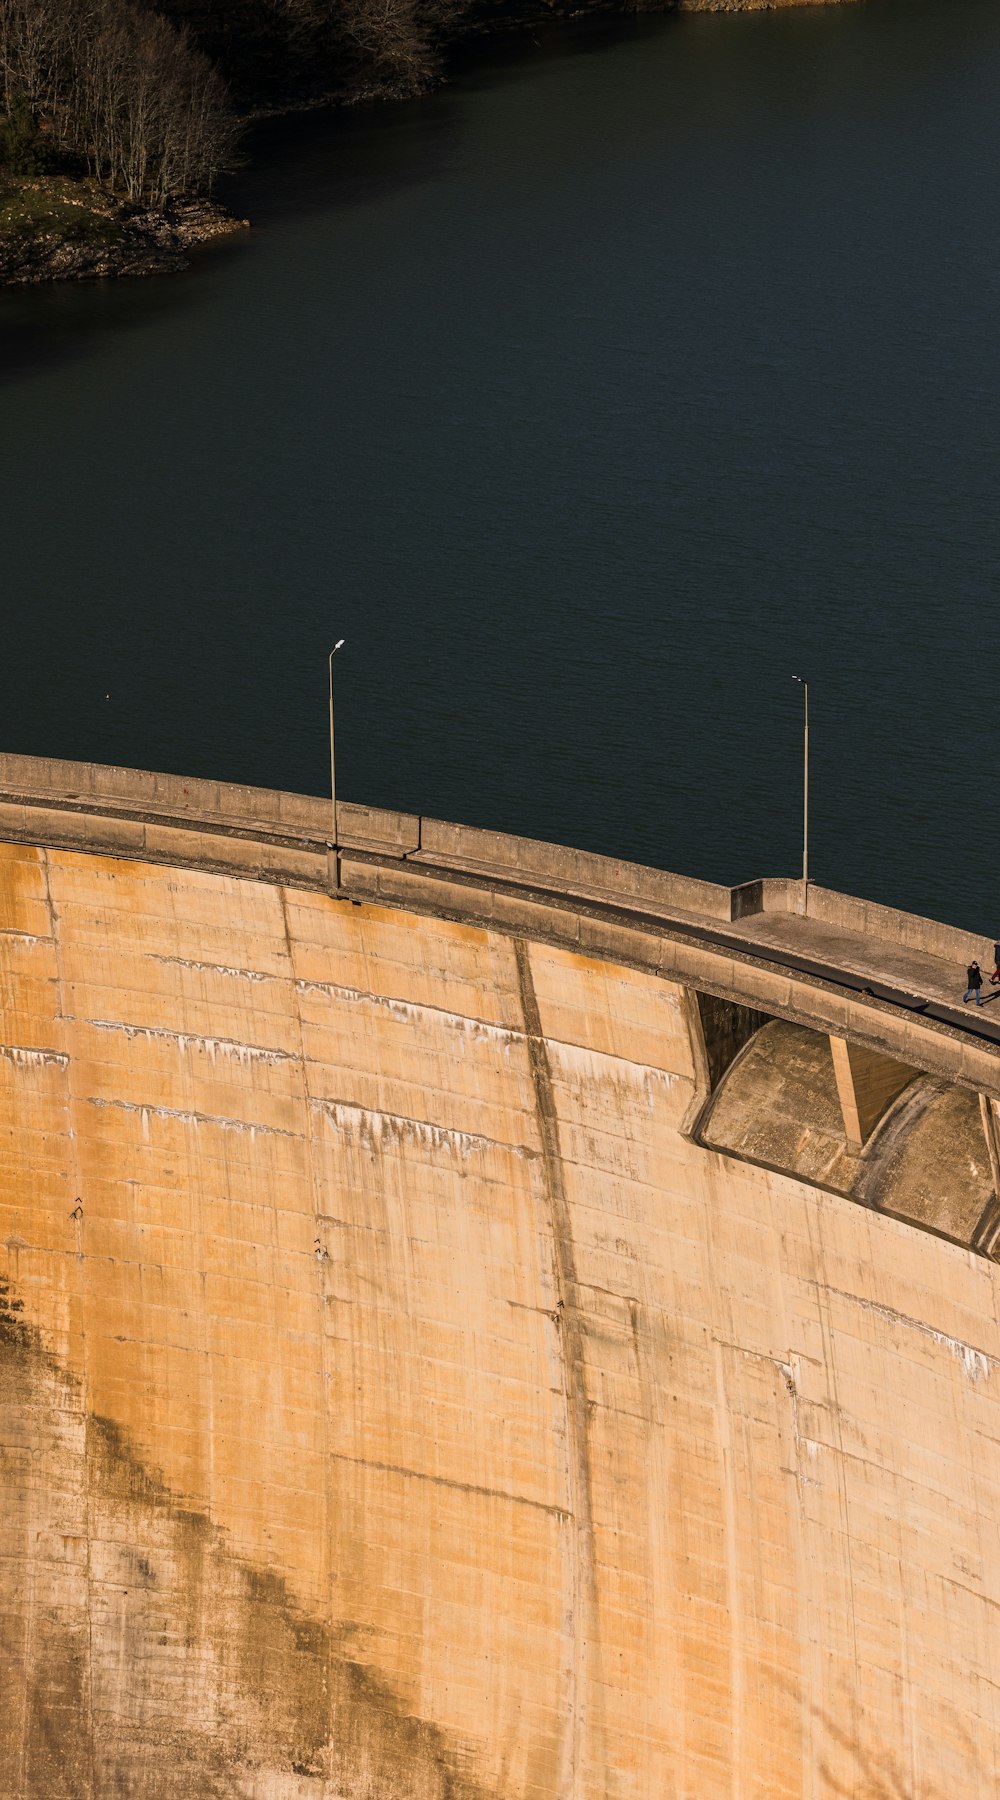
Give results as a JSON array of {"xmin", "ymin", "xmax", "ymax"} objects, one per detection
[
  {"xmin": 828, "ymin": 1035, "xmax": 917, "ymax": 1147},
  {"xmin": 1, "ymin": 762, "xmax": 1000, "ymax": 1797},
  {"xmin": 702, "ymin": 1019, "xmax": 866, "ymax": 1192}
]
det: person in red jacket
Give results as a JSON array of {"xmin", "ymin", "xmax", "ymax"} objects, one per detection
[{"xmin": 989, "ymin": 940, "xmax": 1000, "ymax": 984}]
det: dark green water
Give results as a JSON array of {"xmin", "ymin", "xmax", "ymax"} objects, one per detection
[{"xmin": 2, "ymin": 0, "xmax": 999, "ymax": 926}]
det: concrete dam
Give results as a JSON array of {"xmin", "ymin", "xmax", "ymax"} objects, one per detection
[{"xmin": 2, "ymin": 752, "xmax": 1000, "ymax": 1800}]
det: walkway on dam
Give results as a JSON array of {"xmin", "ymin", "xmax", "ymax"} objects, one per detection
[
  {"xmin": 634, "ymin": 895, "xmax": 1000, "ymax": 1042},
  {"xmin": 690, "ymin": 907, "xmax": 978, "ymax": 1022},
  {"xmin": 462, "ymin": 849, "xmax": 1000, "ymax": 1047}
]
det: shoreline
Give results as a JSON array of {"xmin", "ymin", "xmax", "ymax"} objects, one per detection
[
  {"xmin": 0, "ymin": 180, "xmax": 248, "ymax": 290},
  {"xmin": 0, "ymin": 0, "xmax": 857, "ymax": 291}
]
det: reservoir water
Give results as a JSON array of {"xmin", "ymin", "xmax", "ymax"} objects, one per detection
[{"xmin": 2, "ymin": 0, "xmax": 999, "ymax": 929}]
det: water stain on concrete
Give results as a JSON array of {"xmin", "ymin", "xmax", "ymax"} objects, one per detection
[{"xmin": 0, "ymin": 1278, "xmax": 498, "ymax": 1800}]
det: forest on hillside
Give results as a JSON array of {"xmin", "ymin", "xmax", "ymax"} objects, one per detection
[{"xmin": 0, "ymin": 0, "xmax": 497, "ymax": 211}]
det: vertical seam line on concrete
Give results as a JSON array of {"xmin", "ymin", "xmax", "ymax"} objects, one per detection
[
  {"xmin": 712, "ymin": 1339, "xmax": 745, "ymax": 1800},
  {"xmin": 513, "ymin": 938, "xmax": 604, "ymax": 1800},
  {"xmin": 811, "ymin": 1208, "xmax": 864, "ymax": 1755},
  {"xmin": 41, "ymin": 846, "xmax": 97, "ymax": 1797},
  {"xmin": 279, "ymin": 883, "xmax": 334, "ymax": 1726}
]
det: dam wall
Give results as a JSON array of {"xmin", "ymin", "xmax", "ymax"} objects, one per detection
[{"xmin": 1, "ymin": 760, "xmax": 1000, "ymax": 1798}]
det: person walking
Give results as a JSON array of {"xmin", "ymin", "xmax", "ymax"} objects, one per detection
[
  {"xmin": 990, "ymin": 940, "xmax": 1000, "ymax": 984},
  {"xmin": 964, "ymin": 960, "xmax": 984, "ymax": 1005}
]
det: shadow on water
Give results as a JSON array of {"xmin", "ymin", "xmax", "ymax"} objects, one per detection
[
  {"xmin": 0, "ymin": 8, "xmax": 656, "ymax": 390},
  {"xmin": 0, "ymin": 262, "xmax": 228, "ymax": 387},
  {"xmin": 224, "ymin": 92, "xmax": 463, "ymax": 223},
  {"xmin": 218, "ymin": 8, "xmax": 672, "ymax": 226},
  {"xmin": 2, "ymin": 0, "xmax": 992, "ymax": 384},
  {"xmin": 0, "ymin": 74, "xmax": 449, "ymax": 386}
]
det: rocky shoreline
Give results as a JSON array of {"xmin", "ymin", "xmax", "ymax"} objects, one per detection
[{"xmin": 0, "ymin": 186, "xmax": 248, "ymax": 289}]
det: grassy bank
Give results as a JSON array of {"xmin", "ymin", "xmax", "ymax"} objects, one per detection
[
  {"xmin": 0, "ymin": 173, "xmax": 244, "ymax": 287},
  {"xmin": 0, "ymin": 175, "xmax": 126, "ymax": 249}
]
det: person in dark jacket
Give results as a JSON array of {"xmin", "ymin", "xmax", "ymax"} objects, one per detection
[
  {"xmin": 964, "ymin": 961, "xmax": 984, "ymax": 1005},
  {"xmin": 990, "ymin": 941, "xmax": 1000, "ymax": 984}
]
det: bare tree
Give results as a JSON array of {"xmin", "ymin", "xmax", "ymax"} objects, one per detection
[
  {"xmin": 339, "ymin": 0, "xmax": 436, "ymax": 85},
  {"xmin": 0, "ymin": 0, "xmax": 239, "ymax": 202},
  {"xmin": 266, "ymin": 0, "xmax": 457, "ymax": 90}
]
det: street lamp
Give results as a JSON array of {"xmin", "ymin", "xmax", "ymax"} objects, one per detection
[
  {"xmin": 792, "ymin": 675, "xmax": 808, "ymax": 910},
  {"xmin": 329, "ymin": 639, "xmax": 345, "ymax": 853}
]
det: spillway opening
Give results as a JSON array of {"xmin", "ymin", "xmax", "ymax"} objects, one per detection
[{"xmin": 692, "ymin": 1000, "xmax": 1000, "ymax": 1257}]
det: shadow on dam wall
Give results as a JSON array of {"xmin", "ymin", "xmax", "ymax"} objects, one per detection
[
  {"xmin": 0, "ymin": 1287, "xmax": 982, "ymax": 1800},
  {"xmin": 0, "ymin": 1275, "xmax": 493, "ymax": 1800}
]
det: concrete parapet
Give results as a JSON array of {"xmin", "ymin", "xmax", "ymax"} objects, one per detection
[
  {"xmin": 804, "ymin": 882, "xmax": 992, "ymax": 969},
  {"xmin": 4, "ymin": 752, "xmax": 989, "ymax": 963},
  {"xmin": 0, "ymin": 753, "xmax": 991, "ymax": 963},
  {"xmin": 339, "ymin": 802, "xmax": 421, "ymax": 855},
  {"xmin": 732, "ymin": 875, "xmax": 805, "ymax": 918},
  {"xmin": 0, "ymin": 754, "xmax": 796, "ymax": 924},
  {"xmin": 0, "ymin": 753, "xmax": 996, "ymax": 1101},
  {"xmin": 0, "ymin": 749, "xmax": 417, "ymax": 854},
  {"xmin": 416, "ymin": 815, "xmax": 738, "ymax": 918}
]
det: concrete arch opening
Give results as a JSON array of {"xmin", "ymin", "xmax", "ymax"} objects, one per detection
[{"xmin": 695, "ymin": 999, "xmax": 1000, "ymax": 1254}]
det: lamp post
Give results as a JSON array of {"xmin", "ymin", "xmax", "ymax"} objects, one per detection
[
  {"xmin": 329, "ymin": 639, "xmax": 345, "ymax": 868},
  {"xmin": 792, "ymin": 675, "xmax": 808, "ymax": 912}
]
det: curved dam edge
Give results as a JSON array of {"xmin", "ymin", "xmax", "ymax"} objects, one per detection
[
  {"xmin": 3, "ymin": 755, "xmax": 1000, "ymax": 1796},
  {"xmin": 0, "ymin": 749, "xmax": 997, "ymax": 1099}
]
